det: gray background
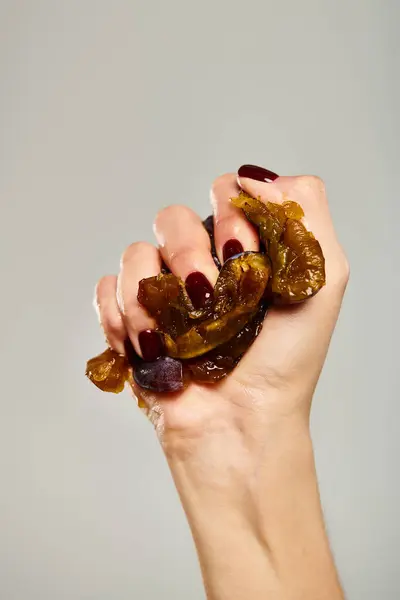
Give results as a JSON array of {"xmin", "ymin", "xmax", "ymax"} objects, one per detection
[{"xmin": 0, "ymin": 1, "xmax": 398, "ymax": 599}]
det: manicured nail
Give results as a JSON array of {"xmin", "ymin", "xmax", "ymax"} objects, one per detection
[
  {"xmin": 223, "ymin": 239, "xmax": 244, "ymax": 262},
  {"xmin": 238, "ymin": 164, "xmax": 279, "ymax": 183},
  {"xmin": 138, "ymin": 330, "xmax": 165, "ymax": 362},
  {"xmin": 185, "ymin": 272, "xmax": 214, "ymax": 309}
]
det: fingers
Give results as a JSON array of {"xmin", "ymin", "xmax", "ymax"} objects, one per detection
[
  {"xmin": 154, "ymin": 205, "xmax": 219, "ymax": 309},
  {"xmin": 117, "ymin": 242, "xmax": 164, "ymax": 359},
  {"xmin": 211, "ymin": 173, "xmax": 259, "ymax": 263},
  {"xmin": 94, "ymin": 169, "xmax": 349, "ymax": 398},
  {"xmin": 97, "ymin": 202, "xmax": 222, "ymax": 362},
  {"xmin": 94, "ymin": 275, "xmax": 127, "ymax": 355}
]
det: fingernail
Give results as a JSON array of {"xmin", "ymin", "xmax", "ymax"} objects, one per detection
[
  {"xmin": 223, "ymin": 239, "xmax": 244, "ymax": 262},
  {"xmin": 185, "ymin": 272, "xmax": 214, "ymax": 309},
  {"xmin": 238, "ymin": 164, "xmax": 279, "ymax": 183},
  {"xmin": 138, "ymin": 330, "xmax": 165, "ymax": 362}
]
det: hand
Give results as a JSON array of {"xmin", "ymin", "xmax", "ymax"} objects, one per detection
[
  {"xmin": 94, "ymin": 168, "xmax": 349, "ymax": 443},
  {"xmin": 94, "ymin": 166, "xmax": 349, "ymax": 599}
]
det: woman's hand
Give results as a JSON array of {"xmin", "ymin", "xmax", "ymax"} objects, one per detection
[{"xmin": 94, "ymin": 166, "xmax": 349, "ymax": 600}]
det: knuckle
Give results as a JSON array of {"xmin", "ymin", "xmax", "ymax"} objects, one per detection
[
  {"xmin": 94, "ymin": 275, "xmax": 117, "ymax": 315},
  {"xmin": 215, "ymin": 213, "xmax": 239, "ymax": 230},
  {"xmin": 169, "ymin": 245, "xmax": 198, "ymax": 273},
  {"xmin": 211, "ymin": 173, "xmax": 234, "ymax": 194},
  {"xmin": 295, "ymin": 175, "xmax": 327, "ymax": 203},
  {"xmin": 341, "ymin": 254, "xmax": 351, "ymax": 283},
  {"xmin": 334, "ymin": 254, "xmax": 350, "ymax": 289},
  {"xmin": 155, "ymin": 204, "xmax": 194, "ymax": 226},
  {"xmin": 302, "ymin": 174, "xmax": 326, "ymax": 191},
  {"xmin": 328, "ymin": 249, "xmax": 350, "ymax": 293},
  {"xmin": 103, "ymin": 310, "xmax": 125, "ymax": 338},
  {"xmin": 95, "ymin": 275, "xmax": 114, "ymax": 298},
  {"xmin": 120, "ymin": 241, "xmax": 154, "ymax": 267}
]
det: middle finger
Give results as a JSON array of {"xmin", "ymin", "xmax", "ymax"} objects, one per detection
[{"xmin": 154, "ymin": 204, "xmax": 219, "ymax": 310}]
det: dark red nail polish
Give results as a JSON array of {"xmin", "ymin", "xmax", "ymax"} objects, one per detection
[
  {"xmin": 138, "ymin": 330, "xmax": 165, "ymax": 362},
  {"xmin": 238, "ymin": 164, "xmax": 279, "ymax": 183},
  {"xmin": 223, "ymin": 239, "xmax": 244, "ymax": 262},
  {"xmin": 185, "ymin": 272, "xmax": 214, "ymax": 309}
]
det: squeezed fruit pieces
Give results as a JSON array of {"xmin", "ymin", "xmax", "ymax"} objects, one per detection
[
  {"xmin": 86, "ymin": 191, "xmax": 325, "ymax": 394},
  {"xmin": 231, "ymin": 193, "xmax": 325, "ymax": 303}
]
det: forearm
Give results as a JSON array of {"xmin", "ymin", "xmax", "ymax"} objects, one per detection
[{"xmin": 166, "ymin": 414, "xmax": 343, "ymax": 600}]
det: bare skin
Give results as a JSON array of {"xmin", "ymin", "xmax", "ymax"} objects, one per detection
[{"xmin": 94, "ymin": 171, "xmax": 349, "ymax": 600}]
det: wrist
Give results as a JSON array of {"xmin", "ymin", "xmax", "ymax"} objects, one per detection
[
  {"xmin": 164, "ymin": 402, "xmax": 343, "ymax": 599},
  {"xmin": 166, "ymin": 412, "xmax": 312, "ymax": 536}
]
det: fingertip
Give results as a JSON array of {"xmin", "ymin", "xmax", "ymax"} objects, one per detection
[
  {"xmin": 237, "ymin": 176, "xmax": 284, "ymax": 205},
  {"xmin": 236, "ymin": 164, "xmax": 284, "ymax": 205}
]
